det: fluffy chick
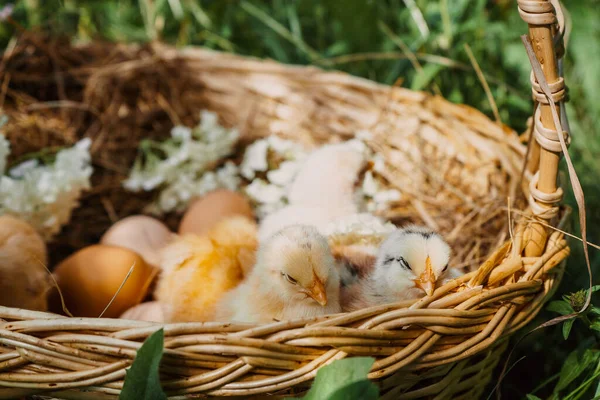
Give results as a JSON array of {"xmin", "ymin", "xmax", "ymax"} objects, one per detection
[
  {"xmin": 215, "ymin": 225, "xmax": 341, "ymax": 323},
  {"xmin": 258, "ymin": 205, "xmax": 350, "ymax": 243},
  {"xmin": 0, "ymin": 215, "xmax": 52, "ymax": 311},
  {"xmin": 258, "ymin": 142, "xmax": 366, "ymax": 243},
  {"xmin": 342, "ymin": 225, "xmax": 460, "ymax": 311},
  {"xmin": 287, "ymin": 142, "xmax": 366, "ymax": 210},
  {"xmin": 154, "ymin": 216, "xmax": 258, "ymax": 322}
]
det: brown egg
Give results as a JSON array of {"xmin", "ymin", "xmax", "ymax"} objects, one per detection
[
  {"xmin": 53, "ymin": 245, "xmax": 157, "ymax": 318},
  {"xmin": 100, "ymin": 215, "xmax": 173, "ymax": 267},
  {"xmin": 0, "ymin": 215, "xmax": 51, "ymax": 312},
  {"xmin": 179, "ymin": 189, "xmax": 254, "ymax": 236}
]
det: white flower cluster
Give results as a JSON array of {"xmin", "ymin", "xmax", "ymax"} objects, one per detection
[
  {"xmin": 352, "ymin": 131, "xmax": 402, "ymax": 213},
  {"xmin": 0, "ymin": 134, "xmax": 93, "ymax": 239},
  {"xmin": 240, "ymin": 136, "xmax": 307, "ymax": 218},
  {"xmin": 124, "ymin": 111, "xmax": 241, "ymax": 214},
  {"xmin": 124, "ymin": 111, "xmax": 401, "ymax": 220}
]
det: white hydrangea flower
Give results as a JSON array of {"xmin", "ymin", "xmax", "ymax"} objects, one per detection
[
  {"xmin": 362, "ymin": 171, "xmax": 379, "ymax": 197},
  {"xmin": 374, "ymin": 189, "xmax": 401, "ymax": 204},
  {"xmin": 373, "ymin": 155, "xmax": 386, "ymax": 174},
  {"xmin": 0, "ymin": 137, "xmax": 93, "ymax": 239},
  {"xmin": 125, "ymin": 111, "xmax": 240, "ymax": 214},
  {"xmin": 240, "ymin": 139, "xmax": 269, "ymax": 180},
  {"xmin": 171, "ymin": 126, "xmax": 192, "ymax": 141},
  {"xmin": 216, "ymin": 161, "xmax": 241, "ymax": 190},
  {"xmin": 199, "ymin": 110, "xmax": 219, "ymax": 131},
  {"xmin": 266, "ymin": 160, "xmax": 301, "ymax": 186},
  {"xmin": 8, "ymin": 159, "xmax": 38, "ymax": 178},
  {"xmin": 269, "ymin": 136, "xmax": 307, "ymax": 161},
  {"xmin": 373, "ymin": 189, "xmax": 402, "ymax": 211},
  {"xmin": 244, "ymin": 179, "xmax": 286, "ymax": 205}
]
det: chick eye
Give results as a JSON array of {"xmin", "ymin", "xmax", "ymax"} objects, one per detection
[
  {"xmin": 282, "ymin": 273, "xmax": 298, "ymax": 285},
  {"xmin": 442, "ymin": 264, "xmax": 449, "ymax": 272},
  {"xmin": 398, "ymin": 257, "xmax": 411, "ymax": 271}
]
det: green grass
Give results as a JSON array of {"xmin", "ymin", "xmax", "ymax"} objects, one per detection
[{"xmin": 2, "ymin": 0, "xmax": 599, "ymax": 397}]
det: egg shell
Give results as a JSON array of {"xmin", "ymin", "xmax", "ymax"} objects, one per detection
[
  {"xmin": 178, "ymin": 189, "xmax": 254, "ymax": 236},
  {"xmin": 120, "ymin": 301, "xmax": 164, "ymax": 322},
  {"xmin": 100, "ymin": 215, "xmax": 173, "ymax": 268},
  {"xmin": 53, "ymin": 245, "xmax": 157, "ymax": 318},
  {"xmin": 0, "ymin": 215, "xmax": 51, "ymax": 311}
]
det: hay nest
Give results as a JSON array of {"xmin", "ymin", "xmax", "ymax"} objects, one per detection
[{"xmin": 0, "ymin": 32, "xmax": 570, "ymax": 399}]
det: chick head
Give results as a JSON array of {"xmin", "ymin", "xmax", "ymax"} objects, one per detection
[
  {"xmin": 374, "ymin": 225, "xmax": 451, "ymax": 297},
  {"xmin": 258, "ymin": 224, "xmax": 340, "ymax": 307}
]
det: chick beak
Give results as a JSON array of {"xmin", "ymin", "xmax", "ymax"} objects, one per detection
[
  {"xmin": 308, "ymin": 278, "xmax": 328, "ymax": 306},
  {"xmin": 415, "ymin": 256, "xmax": 436, "ymax": 296}
]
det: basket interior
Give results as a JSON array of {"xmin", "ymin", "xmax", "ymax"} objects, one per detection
[{"xmin": 2, "ymin": 34, "xmax": 527, "ymax": 272}]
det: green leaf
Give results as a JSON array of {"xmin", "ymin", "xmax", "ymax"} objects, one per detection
[
  {"xmin": 120, "ymin": 329, "xmax": 167, "ymax": 400},
  {"xmin": 296, "ymin": 357, "xmax": 377, "ymax": 400},
  {"xmin": 589, "ymin": 285, "xmax": 600, "ymax": 294},
  {"xmin": 555, "ymin": 349, "xmax": 600, "ymax": 393},
  {"xmin": 563, "ymin": 319, "xmax": 575, "ymax": 340},
  {"xmin": 547, "ymin": 300, "xmax": 574, "ymax": 316},
  {"xmin": 590, "ymin": 321, "xmax": 600, "ymax": 332},
  {"xmin": 411, "ymin": 64, "xmax": 444, "ymax": 91},
  {"xmin": 329, "ymin": 380, "xmax": 379, "ymax": 400},
  {"xmin": 568, "ymin": 2, "xmax": 600, "ymax": 126},
  {"xmin": 590, "ymin": 307, "xmax": 600, "ymax": 317},
  {"xmin": 526, "ymin": 395, "xmax": 543, "ymax": 400}
]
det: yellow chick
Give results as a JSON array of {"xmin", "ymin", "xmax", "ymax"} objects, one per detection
[
  {"xmin": 154, "ymin": 216, "xmax": 258, "ymax": 322},
  {"xmin": 0, "ymin": 215, "xmax": 52, "ymax": 311},
  {"xmin": 215, "ymin": 225, "xmax": 341, "ymax": 323}
]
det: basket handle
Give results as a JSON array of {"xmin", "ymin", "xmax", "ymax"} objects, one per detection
[
  {"xmin": 519, "ymin": 1, "xmax": 594, "ymax": 323},
  {"xmin": 517, "ymin": 0, "xmax": 567, "ymax": 256}
]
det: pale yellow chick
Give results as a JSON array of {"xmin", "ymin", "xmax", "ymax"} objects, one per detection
[
  {"xmin": 155, "ymin": 216, "xmax": 258, "ymax": 322},
  {"xmin": 258, "ymin": 142, "xmax": 366, "ymax": 243},
  {"xmin": 215, "ymin": 225, "xmax": 341, "ymax": 323}
]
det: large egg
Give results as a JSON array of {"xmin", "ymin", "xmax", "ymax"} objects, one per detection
[
  {"xmin": 0, "ymin": 215, "xmax": 51, "ymax": 311},
  {"xmin": 100, "ymin": 215, "xmax": 173, "ymax": 267},
  {"xmin": 53, "ymin": 245, "xmax": 156, "ymax": 318},
  {"xmin": 179, "ymin": 189, "xmax": 254, "ymax": 236}
]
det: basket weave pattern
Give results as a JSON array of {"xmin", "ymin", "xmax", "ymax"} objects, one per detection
[{"xmin": 0, "ymin": 1, "xmax": 571, "ymax": 398}]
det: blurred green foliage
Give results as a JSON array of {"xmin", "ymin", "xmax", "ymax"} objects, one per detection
[{"xmin": 1, "ymin": 0, "xmax": 599, "ymax": 398}]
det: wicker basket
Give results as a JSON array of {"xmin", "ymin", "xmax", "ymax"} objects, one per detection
[{"xmin": 0, "ymin": 2, "xmax": 574, "ymax": 399}]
